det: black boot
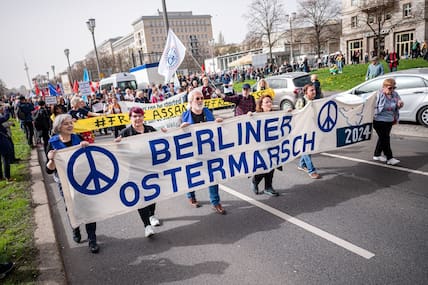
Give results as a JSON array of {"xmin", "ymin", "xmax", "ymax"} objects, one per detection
[
  {"xmin": 89, "ymin": 240, "xmax": 100, "ymax": 254},
  {"xmin": 72, "ymin": 227, "xmax": 81, "ymax": 243}
]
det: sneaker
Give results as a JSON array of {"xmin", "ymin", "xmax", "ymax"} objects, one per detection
[
  {"xmin": 145, "ymin": 225, "xmax": 155, "ymax": 238},
  {"xmin": 263, "ymin": 187, "xmax": 279, "ymax": 197},
  {"xmin": 250, "ymin": 182, "xmax": 259, "ymax": 195},
  {"xmin": 88, "ymin": 241, "xmax": 100, "ymax": 254},
  {"xmin": 297, "ymin": 165, "xmax": 308, "ymax": 172},
  {"xmin": 373, "ymin": 156, "xmax": 387, "ymax": 162},
  {"xmin": 149, "ymin": 215, "xmax": 160, "ymax": 227},
  {"xmin": 72, "ymin": 228, "xmax": 81, "ymax": 243},
  {"xmin": 386, "ymin": 158, "xmax": 400, "ymax": 165},
  {"xmin": 309, "ymin": 172, "xmax": 321, "ymax": 179},
  {"xmin": 189, "ymin": 198, "xmax": 200, "ymax": 208},
  {"xmin": 0, "ymin": 262, "xmax": 14, "ymax": 279},
  {"xmin": 212, "ymin": 204, "xmax": 226, "ymax": 215}
]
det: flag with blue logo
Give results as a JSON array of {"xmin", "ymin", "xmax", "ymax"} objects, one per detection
[
  {"xmin": 48, "ymin": 82, "xmax": 58, "ymax": 96},
  {"xmin": 158, "ymin": 29, "xmax": 186, "ymax": 83}
]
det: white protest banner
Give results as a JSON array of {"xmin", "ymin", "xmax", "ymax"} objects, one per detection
[
  {"xmin": 54, "ymin": 93, "xmax": 376, "ymax": 227},
  {"xmin": 79, "ymin": 81, "xmax": 92, "ymax": 97},
  {"xmin": 45, "ymin": 96, "xmax": 57, "ymax": 105},
  {"xmin": 61, "ymin": 74, "xmax": 72, "ymax": 95},
  {"xmin": 92, "ymin": 102, "xmax": 104, "ymax": 113}
]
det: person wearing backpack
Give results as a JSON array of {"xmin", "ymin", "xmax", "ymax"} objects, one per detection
[
  {"xmin": 16, "ymin": 96, "xmax": 35, "ymax": 147},
  {"xmin": 33, "ymin": 100, "xmax": 51, "ymax": 152}
]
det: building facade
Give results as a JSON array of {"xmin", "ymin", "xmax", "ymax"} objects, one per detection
[
  {"xmin": 131, "ymin": 11, "xmax": 213, "ymax": 72},
  {"xmin": 341, "ymin": 0, "xmax": 428, "ymax": 63}
]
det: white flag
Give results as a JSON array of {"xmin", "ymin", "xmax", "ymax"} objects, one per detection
[{"xmin": 158, "ymin": 29, "xmax": 186, "ymax": 83}]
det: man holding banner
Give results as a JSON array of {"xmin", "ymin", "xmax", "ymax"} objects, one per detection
[
  {"xmin": 218, "ymin": 83, "xmax": 256, "ymax": 116},
  {"xmin": 180, "ymin": 89, "xmax": 226, "ymax": 214}
]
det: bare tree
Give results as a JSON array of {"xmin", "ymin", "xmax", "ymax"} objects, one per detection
[
  {"xmin": 297, "ymin": 0, "xmax": 341, "ymax": 59},
  {"xmin": 245, "ymin": 0, "xmax": 287, "ymax": 63},
  {"xmin": 358, "ymin": 0, "xmax": 425, "ymax": 57}
]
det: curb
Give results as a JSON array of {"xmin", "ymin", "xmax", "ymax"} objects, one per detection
[{"xmin": 31, "ymin": 148, "xmax": 66, "ymax": 284}]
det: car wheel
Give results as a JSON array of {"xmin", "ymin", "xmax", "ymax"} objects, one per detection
[
  {"xmin": 280, "ymin": 99, "xmax": 294, "ymax": 111},
  {"xmin": 417, "ymin": 106, "xmax": 428, "ymax": 127}
]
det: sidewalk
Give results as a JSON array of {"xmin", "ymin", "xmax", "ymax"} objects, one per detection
[{"xmin": 31, "ymin": 147, "xmax": 66, "ymax": 284}]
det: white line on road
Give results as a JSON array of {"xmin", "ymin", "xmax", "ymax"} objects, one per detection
[
  {"xmin": 219, "ymin": 184, "xmax": 375, "ymax": 260},
  {"xmin": 321, "ymin": 152, "xmax": 428, "ymax": 176}
]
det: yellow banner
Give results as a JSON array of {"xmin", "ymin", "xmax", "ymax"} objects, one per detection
[
  {"xmin": 73, "ymin": 98, "xmax": 234, "ymax": 133},
  {"xmin": 252, "ymin": 88, "xmax": 275, "ymax": 100},
  {"xmin": 73, "ymin": 114, "xmax": 130, "ymax": 133}
]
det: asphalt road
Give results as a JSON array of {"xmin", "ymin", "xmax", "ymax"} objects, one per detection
[{"xmin": 40, "ymin": 121, "xmax": 428, "ymax": 285}]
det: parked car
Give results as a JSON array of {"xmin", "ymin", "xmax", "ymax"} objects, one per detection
[
  {"xmin": 252, "ymin": 72, "xmax": 312, "ymax": 111},
  {"xmin": 336, "ymin": 68, "xmax": 428, "ymax": 127}
]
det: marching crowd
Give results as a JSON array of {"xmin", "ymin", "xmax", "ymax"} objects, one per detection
[{"xmin": 0, "ymin": 67, "xmax": 403, "ymax": 262}]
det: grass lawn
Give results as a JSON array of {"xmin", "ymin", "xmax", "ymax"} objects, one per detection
[
  {"xmin": 311, "ymin": 58, "xmax": 428, "ymax": 91},
  {"xmin": 0, "ymin": 122, "xmax": 37, "ymax": 284},
  {"xmin": 234, "ymin": 58, "xmax": 428, "ymax": 92}
]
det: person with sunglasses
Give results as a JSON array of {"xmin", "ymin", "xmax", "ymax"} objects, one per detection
[
  {"xmin": 373, "ymin": 78, "xmax": 404, "ymax": 165},
  {"xmin": 180, "ymin": 89, "xmax": 226, "ymax": 214}
]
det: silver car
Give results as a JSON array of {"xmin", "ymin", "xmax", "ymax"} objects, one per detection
[
  {"xmin": 252, "ymin": 72, "xmax": 312, "ymax": 111},
  {"xmin": 338, "ymin": 68, "xmax": 428, "ymax": 127}
]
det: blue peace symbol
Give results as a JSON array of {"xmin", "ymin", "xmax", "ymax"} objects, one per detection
[
  {"xmin": 318, "ymin": 101, "xmax": 338, "ymax": 132},
  {"xmin": 67, "ymin": 146, "xmax": 119, "ymax": 195}
]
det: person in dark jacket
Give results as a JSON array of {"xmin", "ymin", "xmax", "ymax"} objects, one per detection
[
  {"xmin": 114, "ymin": 107, "xmax": 162, "ymax": 238},
  {"xmin": 16, "ymin": 95, "xmax": 35, "ymax": 147}
]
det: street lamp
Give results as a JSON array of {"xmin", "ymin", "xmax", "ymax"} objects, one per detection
[
  {"xmin": 210, "ymin": 38, "xmax": 215, "ymax": 73},
  {"xmin": 285, "ymin": 12, "xmax": 296, "ymax": 64},
  {"xmin": 64, "ymin": 48, "xmax": 73, "ymax": 83},
  {"xmin": 51, "ymin": 65, "xmax": 55, "ymax": 82},
  {"xmin": 86, "ymin": 18, "xmax": 101, "ymax": 80}
]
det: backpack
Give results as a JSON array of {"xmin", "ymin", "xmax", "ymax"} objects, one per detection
[
  {"xmin": 34, "ymin": 108, "xmax": 50, "ymax": 131},
  {"xmin": 17, "ymin": 106, "xmax": 26, "ymax": 120}
]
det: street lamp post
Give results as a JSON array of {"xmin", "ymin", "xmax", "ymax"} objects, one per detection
[
  {"xmin": 285, "ymin": 12, "xmax": 296, "ymax": 64},
  {"xmin": 210, "ymin": 38, "xmax": 215, "ymax": 73},
  {"xmin": 64, "ymin": 48, "xmax": 73, "ymax": 83},
  {"xmin": 86, "ymin": 18, "xmax": 101, "ymax": 80},
  {"xmin": 51, "ymin": 65, "xmax": 55, "ymax": 82}
]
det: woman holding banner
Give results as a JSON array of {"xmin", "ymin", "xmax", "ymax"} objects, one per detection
[
  {"xmin": 250, "ymin": 94, "xmax": 279, "ymax": 196},
  {"xmin": 180, "ymin": 89, "xmax": 226, "ymax": 215},
  {"xmin": 114, "ymin": 107, "xmax": 162, "ymax": 238},
  {"xmin": 45, "ymin": 114, "xmax": 100, "ymax": 254}
]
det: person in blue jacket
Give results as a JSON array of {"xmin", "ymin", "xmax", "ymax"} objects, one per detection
[
  {"xmin": 45, "ymin": 114, "xmax": 100, "ymax": 254},
  {"xmin": 180, "ymin": 89, "xmax": 226, "ymax": 214}
]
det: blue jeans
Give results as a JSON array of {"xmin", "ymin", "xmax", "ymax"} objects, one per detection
[
  {"xmin": 299, "ymin": 155, "xmax": 316, "ymax": 174},
  {"xmin": 186, "ymin": 184, "xmax": 220, "ymax": 206}
]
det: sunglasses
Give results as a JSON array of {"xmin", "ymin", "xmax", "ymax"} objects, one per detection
[{"xmin": 194, "ymin": 97, "xmax": 204, "ymax": 101}]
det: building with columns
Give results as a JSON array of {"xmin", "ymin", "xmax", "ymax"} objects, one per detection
[{"xmin": 341, "ymin": 0, "xmax": 428, "ymax": 63}]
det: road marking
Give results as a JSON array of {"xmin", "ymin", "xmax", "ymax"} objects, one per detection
[
  {"xmin": 321, "ymin": 152, "xmax": 428, "ymax": 176},
  {"xmin": 219, "ymin": 184, "xmax": 375, "ymax": 260}
]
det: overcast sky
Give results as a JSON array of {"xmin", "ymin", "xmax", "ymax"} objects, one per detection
[{"xmin": 0, "ymin": 0, "xmax": 298, "ymax": 90}]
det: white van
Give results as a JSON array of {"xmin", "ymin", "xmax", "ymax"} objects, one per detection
[{"xmin": 99, "ymin": 73, "xmax": 138, "ymax": 93}]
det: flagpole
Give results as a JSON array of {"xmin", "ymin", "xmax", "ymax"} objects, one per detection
[
  {"xmin": 161, "ymin": 0, "xmax": 169, "ymax": 34},
  {"xmin": 186, "ymin": 50, "xmax": 218, "ymax": 90}
]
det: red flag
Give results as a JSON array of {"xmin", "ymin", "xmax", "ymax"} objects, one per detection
[
  {"xmin": 201, "ymin": 63, "xmax": 205, "ymax": 72},
  {"xmin": 73, "ymin": 80, "xmax": 79, "ymax": 94},
  {"xmin": 33, "ymin": 80, "xmax": 40, "ymax": 95}
]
